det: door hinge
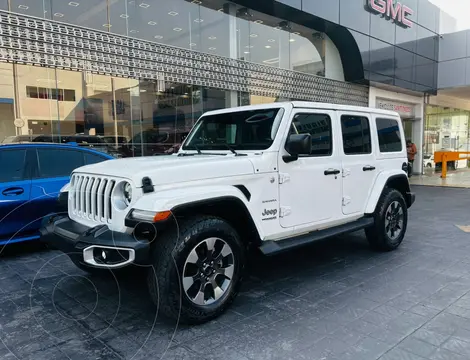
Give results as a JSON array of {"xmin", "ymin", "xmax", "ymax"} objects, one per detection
[
  {"xmin": 280, "ymin": 206, "xmax": 291, "ymax": 217},
  {"xmin": 279, "ymin": 173, "xmax": 290, "ymax": 184},
  {"xmin": 342, "ymin": 196, "xmax": 351, "ymax": 206},
  {"xmin": 342, "ymin": 168, "xmax": 351, "ymax": 177}
]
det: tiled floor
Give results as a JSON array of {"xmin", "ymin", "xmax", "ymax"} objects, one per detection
[
  {"xmin": 409, "ymin": 168, "xmax": 470, "ymax": 188},
  {"xmin": 1, "ymin": 186, "xmax": 470, "ymax": 359}
]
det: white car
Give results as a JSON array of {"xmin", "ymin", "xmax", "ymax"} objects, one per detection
[
  {"xmin": 42, "ymin": 101, "xmax": 415, "ymax": 324},
  {"xmin": 423, "ymin": 154, "xmax": 434, "ymax": 168}
]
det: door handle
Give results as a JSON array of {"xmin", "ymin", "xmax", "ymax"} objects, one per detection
[
  {"xmin": 2, "ymin": 187, "xmax": 24, "ymax": 196},
  {"xmin": 324, "ymin": 169, "xmax": 341, "ymax": 176},
  {"xmin": 363, "ymin": 166, "xmax": 376, "ymax": 171}
]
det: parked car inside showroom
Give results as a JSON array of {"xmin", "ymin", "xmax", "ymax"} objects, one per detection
[{"xmin": 0, "ymin": 142, "xmax": 113, "ymax": 245}]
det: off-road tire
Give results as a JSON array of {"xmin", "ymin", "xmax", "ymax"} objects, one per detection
[
  {"xmin": 147, "ymin": 215, "xmax": 246, "ymax": 325},
  {"xmin": 366, "ymin": 188, "xmax": 408, "ymax": 252}
]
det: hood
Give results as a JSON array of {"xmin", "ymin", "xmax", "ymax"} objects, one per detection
[{"xmin": 73, "ymin": 154, "xmax": 256, "ymax": 186}]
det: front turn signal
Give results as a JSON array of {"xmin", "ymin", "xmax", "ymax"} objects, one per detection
[{"xmin": 153, "ymin": 211, "xmax": 172, "ymax": 222}]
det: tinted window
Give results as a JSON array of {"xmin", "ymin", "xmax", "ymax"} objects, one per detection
[
  {"xmin": 376, "ymin": 118, "xmax": 402, "ymax": 152},
  {"xmin": 290, "ymin": 113, "xmax": 332, "ymax": 156},
  {"xmin": 0, "ymin": 149, "xmax": 27, "ymax": 183},
  {"xmin": 341, "ymin": 115, "xmax": 372, "ymax": 155},
  {"xmin": 37, "ymin": 149, "xmax": 84, "ymax": 178},
  {"xmin": 84, "ymin": 152, "xmax": 107, "ymax": 165}
]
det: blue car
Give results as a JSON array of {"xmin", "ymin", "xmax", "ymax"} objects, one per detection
[{"xmin": 0, "ymin": 143, "xmax": 113, "ymax": 245}]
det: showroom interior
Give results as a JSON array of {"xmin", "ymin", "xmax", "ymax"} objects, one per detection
[{"xmin": 0, "ymin": 0, "xmax": 470, "ymax": 172}]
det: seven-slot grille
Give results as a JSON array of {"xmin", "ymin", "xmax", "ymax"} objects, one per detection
[{"xmin": 71, "ymin": 174, "xmax": 116, "ymax": 223}]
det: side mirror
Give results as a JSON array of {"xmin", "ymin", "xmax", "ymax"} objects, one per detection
[{"xmin": 283, "ymin": 133, "xmax": 312, "ymax": 163}]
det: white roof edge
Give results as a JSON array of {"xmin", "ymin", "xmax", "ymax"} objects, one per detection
[
  {"xmin": 290, "ymin": 101, "xmax": 400, "ymax": 117},
  {"xmin": 202, "ymin": 101, "xmax": 400, "ymax": 118}
]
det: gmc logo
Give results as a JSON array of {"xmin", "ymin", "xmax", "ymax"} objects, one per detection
[{"xmin": 367, "ymin": 0, "xmax": 414, "ymax": 28}]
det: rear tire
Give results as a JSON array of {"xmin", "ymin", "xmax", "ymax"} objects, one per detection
[
  {"xmin": 147, "ymin": 216, "xmax": 246, "ymax": 325},
  {"xmin": 366, "ymin": 188, "xmax": 408, "ymax": 252}
]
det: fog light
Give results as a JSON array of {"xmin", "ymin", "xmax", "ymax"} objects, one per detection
[{"xmin": 83, "ymin": 246, "xmax": 135, "ymax": 268}]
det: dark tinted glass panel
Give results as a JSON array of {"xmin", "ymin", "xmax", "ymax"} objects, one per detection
[
  {"xmin": 290, "ymin": 113, "xmax": 332, "ymax": 156},
  {"xmin": 341, "ymin": 115, "xmax": 371, "ymax": 155},
  {"xmin": 370, "ymin": 39, "xmax": 395, "ymax": 77},
  {"xmin": 0, "ymin": 149, "xmax": 26, "ymax": 183},
  {"xmin": 349, "ymin": 30, "xmax": 370, "ymax": 71},
  {"xmin": 394, "ymin": 48, "xmax": 414, "ymax": 83},
  {"xmin": 376, "ymin": 118, "xmax": 402, "ymax": 152},
  {"xmin": 37, "ymin": 149, "xmax": 84, "ymax": 178},
  {"xmin": 84, "ymin": 152, "xmax": 108, "ymax": 165},
  {"xmin": 416, "ymin": 26, "xmax": 437, "ymax": 60}
]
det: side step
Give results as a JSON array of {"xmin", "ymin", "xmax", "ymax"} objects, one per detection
[{"xmin": 259, "ymin": 217, "xmax": 374, "ymax": 256}]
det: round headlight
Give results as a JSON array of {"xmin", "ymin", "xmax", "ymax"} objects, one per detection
[{"xmin": 123, "ymin": 182, "xmax": 132, "ymax": 205}]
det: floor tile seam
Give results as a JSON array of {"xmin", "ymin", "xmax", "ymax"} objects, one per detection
[{"xmin": 378, "ymin": 286, "xmax": 470, "ymax": 359}]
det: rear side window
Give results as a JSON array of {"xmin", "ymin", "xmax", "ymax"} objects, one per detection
[
  {"xmin": 0, "ymin": 149, "xmax": 27, "ymax": 183},
  {"xmin": 376, "ymin": 118, "xmax": 402, "ymax": 152},
  {"xmin": 341, "ymin": 115, "xmax": 372, "ymax": 155},
  {"xmin": 36, "ymin": 149, "xmax": 84, "ymax": 178},
  {"xmin": 84, "ymin": 152, "xmax": 108, "ymax": 165}
]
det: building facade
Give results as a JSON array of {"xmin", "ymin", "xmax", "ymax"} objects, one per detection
[{"xmin": 0, "ymin": 0, "xmax": 465, "ymax": 171}]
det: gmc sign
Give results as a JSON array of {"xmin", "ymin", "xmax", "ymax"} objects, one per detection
[{"xmin": 367, "ymin": 0, "xmax": 414, "ymax": 28}]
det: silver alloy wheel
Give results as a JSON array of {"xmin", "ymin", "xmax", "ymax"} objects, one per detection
[
  {"xmin": 182, "ymin": 237, "xmax": 235, "ymax": 306},
  {"xmin": 385, "ymin": 201, "xmax": 404, "ymax": 240}
]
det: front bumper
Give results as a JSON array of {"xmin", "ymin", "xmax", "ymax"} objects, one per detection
[{"xmin": 40, "ymin": 215, "xmax": 151, "ymax": 269}]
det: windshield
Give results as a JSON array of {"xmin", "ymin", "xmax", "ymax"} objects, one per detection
[{"xmin": 182, "ymin": 108, "xmax": 284, "ymax": 151}]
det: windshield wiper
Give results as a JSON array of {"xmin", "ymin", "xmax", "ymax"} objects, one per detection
[
  {"xmin": 213, "ymin": 142, "xmax": 247, "ymax": 156},
  {"xmin": 193, "ymin": 144, "xmax": 202, "ymax": 154}
]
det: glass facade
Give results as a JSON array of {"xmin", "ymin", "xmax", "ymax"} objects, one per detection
[
  {"xmin": 424, "ymin": 105, "xmax": 470, "ymax": 168},
  {"xmin": 0, "ymin": 0, "xmax": 372, "ymax": 156}
]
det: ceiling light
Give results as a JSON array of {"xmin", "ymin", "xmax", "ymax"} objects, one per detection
[
  {"xmin": 191, "ymin": 0, "xmax": 202, "ymax": 4},
  {"xmin": 170, "ymin": 86, "xmax": 175, "ymax": 89},
  {"xmin": 168, "ymin": 11, "xmax": 178, "ymax": 16},
  {"xmin": 103, "ymin": 24, "xmax": 112, "ymax": 28},
  {"xmin": 209, "ymin": 47, "xmax": 216, "ymax": 50},
  {"xmin": 289, "ymin": 38, "xmax": 295, "ymax": 42},
  {"xmin": 189, "ymin": 43, "xmax": 196, "ymax": 46},
  {"xmin": 140, "ymin": 89, "xmax": 147, "ymax": 92},
  {"xmin": 148, "ymin": 21, "xmax": 157, "ymax": 25},
  {"xmin": 265, "ymin": 45, "xmax": 271, "ymax": 48},
  {"xmin": 139, "ymin": 3, "xmax": 150, "ymax": 8},
  {"xmin": 154, "ymin": 35, "xmax": 163, "ymax": 39},
  {"xmin": 54, "ymin": 13, "xmax": 64, "ymax": 17},
  {"xmin": 194, "ymin": 18, "xmax": 203, "ymax": 23},
  {"xmin": 130, "ymin": 29, "xmax": 139, "ymax": 33},
  {"xmin": 208, "ymin": 36, "xmax": 216, "ymax": 40},
  {"xmin": 263, "ymin": 57, "xmax": 279, "ymax": 65},
  {"xmin": 254, "ymin": 20, "xmax": 263, "ymax": 24},
  {"xmin": 184, "ymin": 92, "xmax": 188, "ymax": 95},
  {"xmin": 68, "ymin": 2, "xmax": 79, "ymax": 6},
  {"xmin": 120, "ymin": 14, "xmax": 129, "ymax": 18},
  {"xmin": 250, "ymin": 34, "xmax": 258, "ymax": 38},
  {"xmin": 18, "ymin": 5, "xmax": 29, "ymax": 9},
  {"xmin": 268, "ymin": 39, "xmax": 275, "ymax": 42},
  {"xmin": 173, "ymin": 27, "xmax": 182, "ymax": 32},
  {"xmin": 244, "ymin": 51, "xmax": 250, "ymax": 54},
  {"xmin": 245, "ymin": 45, "xmax": 253, "ymax": 48}
]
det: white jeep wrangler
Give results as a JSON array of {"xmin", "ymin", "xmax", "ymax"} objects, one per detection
[{"xmin": 42, "ymin": 101, "xmax": 415, "ymax": 324}]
